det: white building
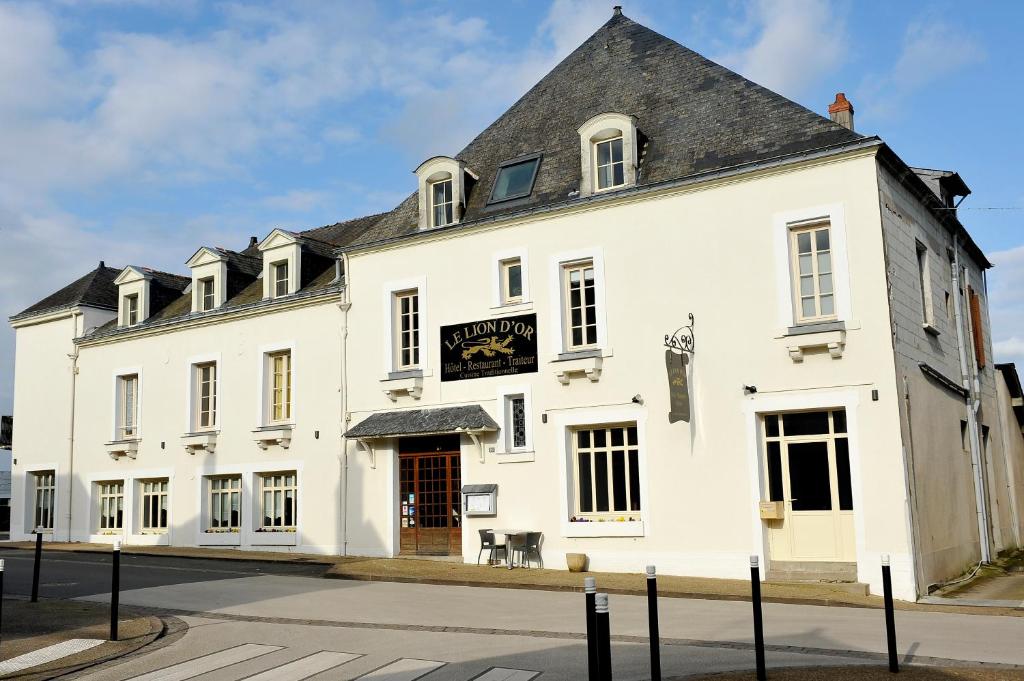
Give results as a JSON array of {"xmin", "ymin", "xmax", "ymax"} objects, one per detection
[{"xmin": 8, "ymin": 10, "xmax": 1024, "ymax": 601}]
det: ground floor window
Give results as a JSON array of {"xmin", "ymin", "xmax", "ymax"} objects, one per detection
[
  {"xmin": 98, "ymin": 481, "xmax": 124, "ymax": 531},
  {"xmin": 259, "ymin": 472, "xmax": 296, "ymax": 530},
  {"xmin": 209, "ymin": 476, "xmax": 241, "ymax": 530},
  {"xmin": 32, "ymin": 470, "xmax": 56, "ymax": 531},
  {"xmin": 139, "ymin": 479, "xmax": 169, "ymax": 531},
  {"xmin": 571, "ymin": 423, "xmax": 640, "ymax": 520}
]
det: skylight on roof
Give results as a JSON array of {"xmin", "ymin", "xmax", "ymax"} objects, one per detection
[{"xmin": 489, "ymin": 154, "xmax": 541, "ymax": 204}]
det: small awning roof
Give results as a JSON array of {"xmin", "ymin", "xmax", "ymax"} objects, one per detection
[{"xmin": 345, "ymin": 405, "xmax": 498, "ymax": 439}]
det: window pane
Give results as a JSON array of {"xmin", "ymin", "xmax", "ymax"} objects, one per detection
[
  {"xmin": 817, "ymin": 252, "xmax": 832, "ymax": 274},
  {"xmin": 610, "ymin": 138, "xmax": 623, "ymax": 163},
  {"xmin": 577, "ymin": 430, "xmax": 590, "ymax": 449},
  {"xmin": 832, "ymin": 410, "xmax": 847, "ymax": 433},
  {"xmin": 627, "ymin": 426, "xmax": 637, "ymax": 446},
  {"xmin": 820, "ymin": 294, "xmax": 834, "ymax": 315},
  {"xmin": 788, "ymin": 442, "xmax": 832, "ymax": 511},
  {"xmin": 593, "ymin": 429, "xmax": 606, "ymax": 448},
  {"xmin": 800, "ymin": 276, "xmax": 814, "ymax": 296},
  {"xmin": 491, "ymin": 159, "xmax": 539, "ymax": 202},
  {"xmin": 801, "ymin": 298, "xmax": 816, "ymax": 318},
  {"xmin": 612, "ymin": 162, "xmax": 624, "ymax": 186},
  {"xmin": 766, "ymin": 441, "xmax": 784, "ymax": 501},
  {"xmin": 507, "ymin": 264, "xmax": 522, "ymax": 298},
  {"xmin": 610, "ymin": 428, "xmax": 624, "ymax": 447},
  {"xmin": 819, "ymin": 273, "xmax": 833, "ymax": 295},
  {"xmin": 798, "ymin": 254, "xmax": 812, "ymax": 275},
  {"xmin": 578, "ymin": 455, "xmax": 593, "ymax": 513},
  {"xmin": 597, "ymin": 141, "xmax": 611, "ymax": 166},
  {"xmin": 782, "ymin": 411, "xmax": 830, "ymax": 436},
  {"xmin": 797, "ymin": 232, "xmax": 811, "ymax": 254},
  {"xmin": 594, "ymin": 453, "xmax": 609, "ymax": 512},
  {"xmin": 836, "ymin": 437, "xmax": 853, "ymax": 510},
  {"xmin": 764, "ymin": 414, "xmax": 779, "ymax": 438},
  {"xmin": 628, "ymin": 450, "xmax": 641, "ymax": 511},
  {"xmin": 611, "ymin": 450, "xmax": 627, "ymax": 511},
  {"xmin": 815, "ymin": 228, "xmax": 830, "ymax": 251}
]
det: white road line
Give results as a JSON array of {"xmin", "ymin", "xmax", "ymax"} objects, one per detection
[
  {"xmin": 242, "ymin": 651, "xmax": 360, "ymax": 681},
  {"xmin": 358, "ymin": 658, "xmax": 445, "ymax": 680},
  {"xmin": 471, "ymin": 669, "xmax": 540, "ymax": 681},
  {"xmin": 0, "ymin": 639, "xmax": 104, "ymax": 675},
  {"xmin": 128, "ymin": 643, "xmax": 282, "ymax": 681}
]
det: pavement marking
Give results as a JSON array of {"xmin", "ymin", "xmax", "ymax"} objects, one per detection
[
  {"xmin": 241, "ymin": 651, "xmax": 361, "ymax": 681},
  {"xmin": 357, "ymin": 658, "xmax": 446, "ymax": 680},
  {"xmin": 128, "ymin": 643, "xmax": 283, "ymax": 681},
  {"xmin": 470, "ymin": 668, "xmax": 541, "ymax": 681},
  {"xmin": 0, "ymin": 638, "xmax": 104, "ymax": 675}
]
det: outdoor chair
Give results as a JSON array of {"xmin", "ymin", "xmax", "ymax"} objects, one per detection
[
  {"xmin": 477, "ymin": 529, "xmax": 506, "ymax": 565},
  {"xmin": 519, "ymin": 531, "xmax": 542, "ymax": 568}
]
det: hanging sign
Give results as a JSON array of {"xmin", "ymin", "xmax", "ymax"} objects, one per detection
[
  {"xmin": 440, "ymin": 313, "xmax": 538, "ymax": 382},
  {"xmin": 665, "ymin": 350, "xmax": 690, "ymax": 423}
]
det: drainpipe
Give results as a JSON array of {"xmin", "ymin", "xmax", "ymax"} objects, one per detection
[
  {"xmin": 338, "ymin": 253, "xmax": 352, "ymax": 557},
  {"xmin": 66, "ymin": 312, "xmax": 82, "ymax": 542},
  {"xmin": 951, "ymin": 238, "xmax": 992, "ymax": 563}
]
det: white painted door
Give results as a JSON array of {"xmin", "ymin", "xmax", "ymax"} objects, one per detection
[{"xmin": 763, "ymin": 410, "xmax": 855, "ymax": 562}]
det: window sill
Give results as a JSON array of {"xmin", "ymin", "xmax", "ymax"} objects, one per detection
[
  {"xmin": 563, "ymin": 520, "xmax": 644, "ymax": 538},
  {"xmin": 923, "ymin": 322, "xmax": 940, "ymax": 337},
  {"xmin": 381, "ymin": 373, "xmax": 423, "ymax": 401},
  {"xmin": 552, "ymin": 351, "xmax": 603, "ymax": 384},
  {"xmin": 253, "ymin": 425, "xmax": 292, "ymax": 450},
  {"xmin": 249, "ymin": 530, "xmax": 298, "ymax": 546},
  {"xmin": 785, "ymin": 320, "xmax": 846, "ymax": 336},
  {"xmin": 495, "ymin": 450, "xmax": 535, "ymax": 463},
  {"xmin": 199, "ymin": 530, "xmax": 242, "ymax": 546},
  {"xmin": 784, "ymin": 328, "xmax": 846, "ymax": 362},
  {"xmin": 105, "ymin": 439, "xmax": 140, "ymax": 460},
  {"xmin": 489, "ymin": 302, "xmax": 533, "ymax": 316},
  {"xmin": 182, "ymin": 431, "xmax": 218, "ymax": 455},
  {"xmin": 129, "ymin": 532, "xmax": 169, "ymax": 546}
]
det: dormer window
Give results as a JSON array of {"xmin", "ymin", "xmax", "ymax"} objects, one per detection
[
  {"xmin": 199, "ymin": 278, "xmax": 215, "ymax": 312},
  {"xmin": 577, "ymin": 113, "xmax": 639, "ymax": 197},
  {"xmin": 414, "ymin": 156, "xmax": 475, "ymax": 231},
  {"xmin": 126, "ymin": 294, "xmax": 139, "ymax": 326},
  {"xmin": 273, "ymin": 261, "xmax": 290, "ymax": 298},
  {"xmin": 489, "ymin": 154, "xmax": 541, "ymax": 204},
  {"xmin": 431, "ymin": 179, "xmax": 454, "ymax": 227}
]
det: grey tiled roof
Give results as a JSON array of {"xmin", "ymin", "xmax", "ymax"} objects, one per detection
[
  {"xmin": 345, "ymin": 10, "xmax": 860, "ymax": 247},
  {"xmin": 11, "ymin": 263, "xmax": 122, "ymax": 320},
  {"xmin": 346, "ymin": 406, "xmax": 499, "ymax": 438}
]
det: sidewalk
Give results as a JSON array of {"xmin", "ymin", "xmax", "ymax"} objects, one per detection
[
  {"xmin": 6, "ymin": 541, "xmax": 1024, "ymax": 615},
  {"xmin": 0, "ymin": 599, "xmax": 165, "ymax": 679}
]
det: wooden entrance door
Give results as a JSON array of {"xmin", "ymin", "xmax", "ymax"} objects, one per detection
[{"xmin": 399, "ymin": 442, "xmax": 462, "ymax": 556}]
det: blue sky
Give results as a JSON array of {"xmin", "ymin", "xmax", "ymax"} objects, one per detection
[{"xmin": 1, "ymin": 0, "xmax": 1022, "ymax": 415}]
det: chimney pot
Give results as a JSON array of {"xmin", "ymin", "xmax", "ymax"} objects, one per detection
[
  {"xmin": 613, "ymin": 5, "xmax": 623, "ymax": 15},
  {"xmin": 249, "ymin": 236, "xmax": 258, "ymax": 248},
  {"xmin": 99, "ymin": 260, "xmax": 105, "ymax": 269},
  {"xmin": 829, "ymin": 92, "xmax": 855, "ymax": 131}
]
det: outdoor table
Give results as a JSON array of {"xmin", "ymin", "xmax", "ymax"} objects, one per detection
[{"xmin": 490, "ymin": 528, "xmax": 530, "ymax": 569}]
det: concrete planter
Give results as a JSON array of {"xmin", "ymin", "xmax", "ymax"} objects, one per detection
[{"xmin": 566, "ymin": 553, "xmax": 588, "ymax": 572}]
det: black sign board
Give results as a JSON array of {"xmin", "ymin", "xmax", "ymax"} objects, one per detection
[
  {"xmin": 666, "ymin": 349, "xmax": 690, "ymax": 423},
  {"xmin": 440, "ymin": 313, "xmax": 539, "ymax": 382}
]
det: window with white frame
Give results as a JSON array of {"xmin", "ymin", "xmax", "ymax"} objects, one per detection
[
  {"xmin": 563, "ymin": 260, "xmax": 598, "ymax": 350},
  {"xmin": 32, "ymin": 471, "xmax": 56, "ymax": 531},
  {"xmin": 916, "ymin": 241, "xmax": 934, "ymax": 327},
  {"xmin": 790, "ymin": 222, "xmax": 835, "ymax": 324},
  {"xmin": 259, "ymin": 472, "xmax": 297, "ymax": 530},
  {"xmin": 268, "ymin": 351, "xmax": 291, "ymax": 423},
  {"xmin": 572, "ymin": 424, "xmax": 641, "ymax": 520},
  {"xmin": 139, "ymin": 479, "xmax": 168, "ymax": 531},
  {"xmin": 430, "ymin": 179, "xmax": 453, "ymax": 227},
  {"xmin": 208, "ymin": 476, "xmax": 241, "ymax": 530},
  {"xmin": 594, "ymin": 137, "xmax": 625, "ymax": 191},
  {"xmin": 273, "ymin": 261, "xmax": 289, "ymax": 298},
  {"xmin": 394, "ymin": 290, "xmax": 420, "ymax": 369},
  {"xmin": 500, "ymin": 258, "xmax": 524, "ymax": 305},
  {"xmin": 125, "ymin": 294, "xmax": 139, "ymax": 326},
  {"xmin": 505, "ymin": 394, "xmax": 528, "ymax": 451},
  {"xmin": 117, "ymin": 374, "xmax": 139, "ymax": 440},
  {"xmin": 199, "ymin": 277, "xmax": 215, "ymax": 311},
  {"xmin": 194, "ymin": 363, "xmax": 217, "ymax": 431},
  {"xmin": 97, "ymin": 481, "xmax": 124, "ymax": 531}
]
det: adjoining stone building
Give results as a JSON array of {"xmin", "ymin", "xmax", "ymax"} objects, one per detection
[{"xmin": 8, "ymin": 9, "xmax": 1023, "ymax": 600}]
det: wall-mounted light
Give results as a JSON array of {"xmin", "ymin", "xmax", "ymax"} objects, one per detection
[
  {"xmin": 631, "ymin": 394, "xmax": 644, "ymax": 405},
  {"xmin": 743, "ymin": 385, "xmax": 758, "ymax": 395},
  {"xmin": 315, "ymin": 430, "xmax": 320, "ymax": 440},
  {"xmin": 160, "ymin": 441, "xmax": 165, "ymax": 449}
]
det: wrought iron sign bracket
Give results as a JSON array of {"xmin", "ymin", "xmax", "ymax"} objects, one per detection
[{"xmin": 664, "ymin": 313, "xmax": 695, "ymax": 356}]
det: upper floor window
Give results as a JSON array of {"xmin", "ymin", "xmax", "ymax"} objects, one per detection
[
  {"xmin": 273, "ymin": 261, "xmax": 289, "ymax": 298},
  {"xmin": 394, "ymin": 290, "xmax": 420, "ymax": 369},
  {"xmin": 916, "ymin": 241, "xmax": 935, "ymax": 329},
  {"xmin": 501, "ymin": 258, "xmax": 523, "ymax": 305},
  {"xmin": 595, "ymin": 137, "xmax": 625, "ymax": 190},
  {"xmin": 563, "ymin": 261, "xmax": 598, "ymax": 350},
  {"xmin": 431, "ymin": 179, "xmax": 454, "ymax": 228},
  {"xmin": 200, "ymin": 278, "xmax": 215, "ymax": 312},
  {"xmin": 790, "ymin": 223, "xmax": 835, "ymax": 324},
  {"xmin": 489, "ymin": 155, "xmax": 541, "ymax": 204},
  {"xmin": 118, "ymin": 374, "xmax": 139, "ymax": 440},
  {"xmin": 125, "ymin": 294, "xmax": 139, "ymax": 326},
  {"xmin": 194, "ymin": 363, "xmax": 217, "ymax": 431},
  {"xmin": 268, "ymin": 351, "xmax": 292, "ymax": 423}
]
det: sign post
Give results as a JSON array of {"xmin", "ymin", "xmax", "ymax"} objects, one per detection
[{"xmin": 110, "ymin": 540, "xmax": 121, "ymax": 641}]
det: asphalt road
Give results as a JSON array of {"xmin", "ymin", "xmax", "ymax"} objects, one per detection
[{"xmin": 0, "ymin": 547, "xmax": 328, "ymax": 599}]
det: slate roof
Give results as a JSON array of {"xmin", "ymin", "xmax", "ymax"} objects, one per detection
[
  {"xmin": 345, "ymin": 10, "xmax": 861, "ymax": 247},
  {"xmin": 10, "ymin": 263, "xmax": 122, "ymax": 321},
  {"xmin": 345, "ymin": 406, "xmax": 499, "ymax": 438},
  {"xmin": 0, "ymin": 415, "xmax": 11, "ymax": 449}
]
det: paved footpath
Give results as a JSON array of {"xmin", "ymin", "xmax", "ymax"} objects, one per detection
[{"xmin": 65, "ymin": 574, "xmax": 1024, "ymax": 680}]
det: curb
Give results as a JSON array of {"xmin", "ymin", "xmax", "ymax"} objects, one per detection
[{"xmin": 0, "ymin": 543, "xmax": 333, "ymax": 568}]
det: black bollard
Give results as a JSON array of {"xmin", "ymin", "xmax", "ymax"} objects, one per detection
[
  {"xmin": 646, "ymin": 566, "xmax": 661, "ymax": 681},
  {"xmin": 595, "ymin": 592, "xmax": 612, "ymax": 681},
  {"xmin": 585, "ymin": 576, "xmax": 598, "ymax": 681},
  {"xmin": 750, "ymin": 555, "xmax": 766, "ymax": 681},
  {"xmin": 0, "ymin": 558, "xmax": 5, "ymax": 648},
  {"xmin": 110, "ymin": 540, "xmax": 121, "ymax": 641},
  {"xmin": 882, "ymin": 554, "xmax": 899, "ymax": 673},
  {"xmin": 30, "ymin": 530, "xmax": 42, "ymax": 603}
]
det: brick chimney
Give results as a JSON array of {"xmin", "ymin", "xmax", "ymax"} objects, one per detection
[{"xmin": 829, "ymin": 92, "xmax": 854, "ymax": 131}]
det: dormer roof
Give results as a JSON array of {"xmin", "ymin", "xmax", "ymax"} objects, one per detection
[{"xmin": 186, "ymin": 246, "xmax": 262, "ymax": 277}]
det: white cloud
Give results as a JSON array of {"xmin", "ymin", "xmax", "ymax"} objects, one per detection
[
  {"xmin": 714, "ymin": 0, "xmax": 847, "ymax": 99},
  {"xmin": 989, "ymin": 244, "xmax": 1024, "ymax": 366},
  {"xmin": 260, "ymin": 189, "xmax": 330, "ymax": 213}
]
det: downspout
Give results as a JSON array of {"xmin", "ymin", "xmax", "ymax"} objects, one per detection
[
  {"xmin": 66, "ymin": 312, "xmax": 82, "ymax": 542},
  {"xmin": 338, "ymin": 253, "xmax": 352, "ymax": 557},
  {"xmin": 952, "ymin": 237, "xmax": 992, "ymax": 563}
]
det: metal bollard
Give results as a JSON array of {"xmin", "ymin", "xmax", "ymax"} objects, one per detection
[
  {"xmin": 646, "ymin": 566, "xmax": 661, "ymax": 681},
  {"xmin": 30, "ymin": 530, "xmax": 42, "ymax": 603},
  {"xmin": 0, "ymin": 558, "xmax": 5, "ymax": 648},
  {"xmin": 881, "ymin": 555, "xmax": 899, "ymax": 673},
  {"xmin": 585, "ymin": 576, "xmax": 598, "ymax": 681},
  {"xmin": 750, "ymin": 555, "xmax": 766, "ymax": 681},
  {"xmin": 595, "ymin": 593, "xmax": 612, "ymax": 681},
  {"xmin": 110, "ymin": 540, "xmax": 121, "ymax": 641}
]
